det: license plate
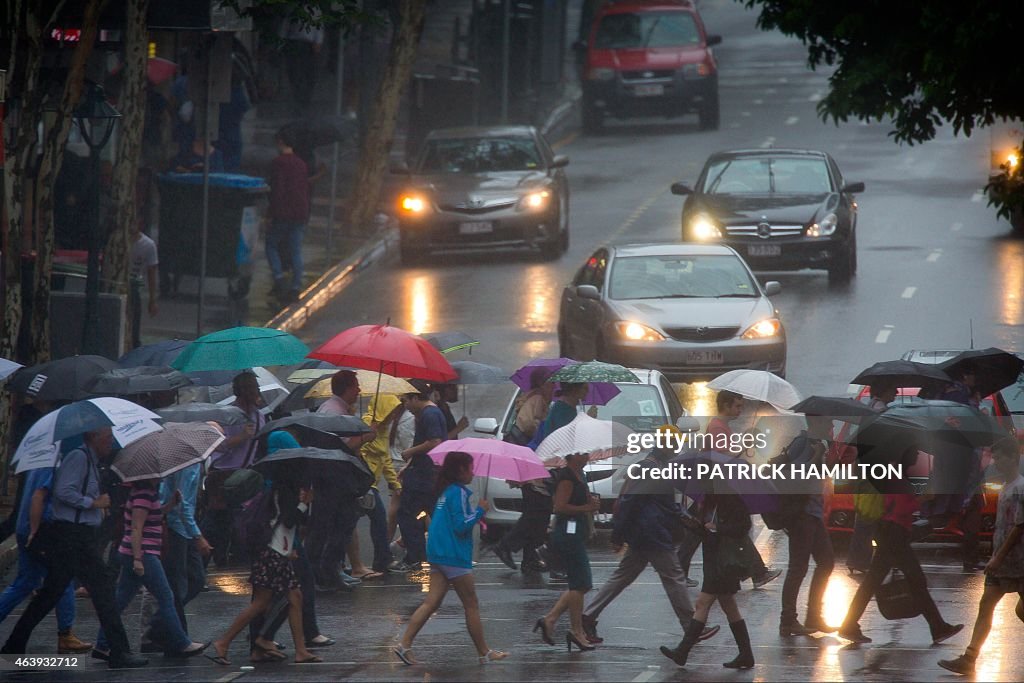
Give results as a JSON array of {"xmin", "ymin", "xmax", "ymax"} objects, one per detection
[
  {"xmin": 459, "ymin": 221, "xmax": 493, "ymax": 235},
  {"xmin": 748, "ymin": 244, "xmax": 782, "ymax": 257},
  {"xmin": 686, "ymin": 350, "xmax": 724, "ymax": 364},
  {"xmin": 634, "ymin": 84, "xmax": 664, "ymax": 97}
]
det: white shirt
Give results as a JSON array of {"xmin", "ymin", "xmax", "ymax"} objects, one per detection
[
  {"xmin": 130, "ymin": 233, "xmax": 158, "ymax": 279},
  {"xmin": 316, "ymin": 396, "xmax": 353, "ymax": 416}
]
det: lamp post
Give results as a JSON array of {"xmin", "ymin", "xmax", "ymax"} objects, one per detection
[{"xmin": 72, "ymin": 84, "xmax": 120, "ymax": 355}]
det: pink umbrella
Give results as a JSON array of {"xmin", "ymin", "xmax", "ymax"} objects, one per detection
[{"xmin": 429, "ymin": 437, "xmax": 549, "ymax": 482}]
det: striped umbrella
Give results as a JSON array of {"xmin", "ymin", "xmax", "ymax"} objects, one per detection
[{"xmin": 111, "ymin": 422, "xmax": 225, "ymax": 482}]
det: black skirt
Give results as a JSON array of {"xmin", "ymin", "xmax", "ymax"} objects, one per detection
[{"xmin": 700, "ymin": 533, "xmax": 741, "ymax": 595}]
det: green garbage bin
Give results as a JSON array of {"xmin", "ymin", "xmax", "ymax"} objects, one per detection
[{"xmin": 157, "ymin": 173, "xmax": 268, "ymax": 299}]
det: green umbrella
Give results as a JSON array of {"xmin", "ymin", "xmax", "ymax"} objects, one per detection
[
  {"xmin": 171, "ymin": 327, "xmax": 310, "ymax": 373},
  {"xmin": 546, "ymin": 360, "xmax": 640, "ymax": 384}
]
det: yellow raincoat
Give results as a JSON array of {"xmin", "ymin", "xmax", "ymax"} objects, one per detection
[{"xmin": 361, "ymin": 393, "xmax": 403, "ymax": 491}]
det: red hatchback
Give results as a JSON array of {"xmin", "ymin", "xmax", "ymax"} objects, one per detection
[{"xmin": 579, "ymin": 0, "xmax": 722, "ymax": 133}]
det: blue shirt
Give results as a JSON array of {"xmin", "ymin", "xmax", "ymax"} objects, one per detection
[
  {"xmin": 405, "ymin": 405, "xmax": 446, "ymax": 492},
  {"xmin": 51, "ymin": 446, "xmax": 102, "ymax": 527},
  {"xmin": 161, "ymin": 462, "xmax": 202, "ymax": 540},
  {"xmin": 267, "ymin": 430, "xmax": 301, "ymax": 454},
  {"xmin": 426, "ymin": 484, "xmax": 484, "ymax": 568},
  {"xmin": 16, "ymin": 468, "xmax": 54, "ymax": 539}
]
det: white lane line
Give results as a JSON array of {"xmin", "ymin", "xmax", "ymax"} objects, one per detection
[
  {"xmin": 785, "ymin": 116, "xmax": 799, "ymax": 125},
  {"xmin": 631, "ymin": 670, "xmax": 659, "ymax": 683},
  {"xmin": 901, "ymin": 286, "xmax": 917, "ymax": 299},
  {"xmin": 759, "ymin": 136, "xmax": 776, "ymax": 149},
  {"xmin": 215, "ymin": 673, "xmax": 247, "ymax": 683},
  {"xmin": 927, "ymin": 249, "xmax": 943, "ymax": 262},
  {"xmin": 741, "ymin": 111, "xmax": 751, "ymax": 117},
  {"xmin": 952, "ymin": 221, "xmax": 963, "ymax": 232},
  {"xmin": 753, "ymin": 98, "xmax": 764, "ymax": 105},
  {"xmin": 808, "ymin": 90, "xmax": 822, "ymax": 102},
  {"xmin": 875, "ymin": 325, "xmax": 894, "ymax": 344},
  {"xmin": 971, "ymin": 190, "xmax": 984, "ymax": 202},
  {"xmin": 777, "ymin": 77, "xmax": 788, "ymax": 83},
  {"xmin": 729, "ymin": 122, "xmax": 741, "ymax": 129}
]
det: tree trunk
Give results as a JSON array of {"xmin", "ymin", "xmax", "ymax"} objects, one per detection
[
  {"xmin": 346, "ymin": 0, "xmax": 426, "ymax": 234},
  {"xmin": 29, "ymin": 0, "xmax": 104, "ymax": 363},
  {"xmin": 104, "ymin": 0, "xmax": 149, "ymax": 352}
]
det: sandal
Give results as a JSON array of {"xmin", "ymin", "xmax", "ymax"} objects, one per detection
[
  {"xmin": 393, "ymin": 644, "xmax": 416, "ymax": 666},
  {"xmin": 352, "ymin": 570, "xmax": 385, "ymax": 580},
  {"xmin": 250, "ymin": 651, "xmax": 284, "ymax": 663},
  {"xmin": 294, "ymin": 654, "xmax": 323, "ymax": 664},
  {"xmin": 479, "ymin": 649, "xmax": 508, "ymax": 664},
  {"xmin": 205, "ymin": 653, "xmax": 231, "ymax": 666}
]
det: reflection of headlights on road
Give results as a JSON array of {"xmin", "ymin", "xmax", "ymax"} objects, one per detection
[
  {"xmin": 587, "ymin": 67, "xmax": 615, "ymax": 81},
  {"xmin": 615, "ymin": 321, "xmax": 665, "ymax": 342},
  {"xmin": 741, "ymin": 318, "xmax": 782, "ymax": 339},
  {"xmin": 1008, "ymin": 152, "xmax": 1020, "ymax": 170},
  {"xmin": 400, "ymin": 195, "xmax": 428, "ymax": 213},
  {"xmin": 985, "ymin": 482, "xmax": 1004, "ymax": 492},
  {"xmin": 518, "ymin": 190, "xmax": 550, "ymax": 211},
  {"xmin": 807, "ymin": 213, "xmax": 837, "ymax": 237},
  {"xmin": 690, "ymin": 215, "xmax": 721, "ymax": 240}
]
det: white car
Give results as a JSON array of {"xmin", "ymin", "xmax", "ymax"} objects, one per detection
[{"xmin": 470, "ymin": 368, "xmax": 692, "ymax": 532}]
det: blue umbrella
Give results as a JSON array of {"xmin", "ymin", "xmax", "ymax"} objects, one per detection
[{"xmin": 671, "ymin": 449, "xmax": 780, "ymax": 514}]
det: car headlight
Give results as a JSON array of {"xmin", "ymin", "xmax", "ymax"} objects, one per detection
[
  {"xmin": 681, "ymin": 63, "xmax": 711, "ymax": 78},
  {"xmin": 741, "ymin": 318, "xmax": 782, "ymax": 339},
  {"xmin": 399, "ymin": 194, "xmax": 429, "ymax": 214},
  {"xmin": 807, "ymin": 213, "xmax": 837, "ymax": 237},
  {"xmin": 614, "ymin": 321, "xmax": 666, "ymax": 342},
  {"xmin": 518, "ymin": 189, "xmax": 551, "ymax": 211},
  {"xmin": 587, "ymin": 67, "xmax": 615, "ymax": 81},
  {"xmin": 984, "ymin": 482, "xmax": 1004, "ymax": 492},
  {"xmin": 689, "ymin": 214, "xmax": 721, "ymax": 240}
]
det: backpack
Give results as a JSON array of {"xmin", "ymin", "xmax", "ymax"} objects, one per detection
[
  {"xmin": 236, "ymin": 488, "xmax": 276, "ymax": 555},
  {"xmin": 761, "ymin": 434, "xmax": 814, "ymax": 530},
  {"xmin": 223, "ymin": 468, "xmax": 264, "ymax": 507}
]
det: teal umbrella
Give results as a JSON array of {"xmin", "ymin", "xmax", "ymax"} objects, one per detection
[
  {"xmin": 171, "ymin": 326, "xmax": 310, "ymax": 372},
  {"xmin": 547, "ymin": 360, "xmax": 640, "ymax": 384}
]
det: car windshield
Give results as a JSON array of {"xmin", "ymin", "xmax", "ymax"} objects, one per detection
[
  {"xmin": 594, "ymin": 11, "xmax": 700, "ymax": 49},
  {"xmin": 608, "ymin": 254, "xmax": 758, "ymax": 300},
  {"xmin": 702, "ymin": 157, "xmax": 832, "ymax": 195},
  {"xmin": 1002, "ymin": 373, "xmax": 1024, "ymax": 414},
  {"xmin": 417, "ymin": 137, "xmax": 542, "ymax": 174},
  {"xmin": 585, "ymin": 384, "xmax": 668, "ymax": 432}
]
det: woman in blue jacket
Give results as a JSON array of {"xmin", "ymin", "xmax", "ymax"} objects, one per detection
[{"xmin": 393, "ymin": 451, "xmax": 508, "ymax": 666}]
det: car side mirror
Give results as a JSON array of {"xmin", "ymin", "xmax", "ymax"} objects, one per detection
[
  {"xmin": 706, "ymin": 34, "xmax": 723, "ymax": 47},
  {"xmin": 551, "ymin": 155, "xmax": 570, "ymax": 169},
  {"xmin": 764, "ymin": 281, "xmax": 782, "ymax": 296},
  {"xmin": 842, "ymin": 181, "xmax": 865, "ymax": 194},
  {"xmin": 670, "ymin": 182, "xmax": 693, "ymax": 196},
  {"xmin": 390, "ymin": 161, "xmax": 410, "ymax": 174},
  {"xmin": 576, "ymin": 284, "xmax": 601, "ymax": 300},
  {"xmin": 676, "ymin": 416, "xmax": 701, "ymax": 433},
  {"xmin": 473, "ymin": 417, "xmax": 499, "ymax": 435}
]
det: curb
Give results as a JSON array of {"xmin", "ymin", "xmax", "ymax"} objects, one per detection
[
  {"xmin": 541, "ymin": 86, "xmax": 582, "ymax": 147},
  {"xmin": 266, "ymin": 228, "xmax": 399, "ymax": 333}
]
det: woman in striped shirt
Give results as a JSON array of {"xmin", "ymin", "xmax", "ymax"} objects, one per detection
[{"xmin": 94, "ymin": 480, "xmax": 207, "ymax": 658}]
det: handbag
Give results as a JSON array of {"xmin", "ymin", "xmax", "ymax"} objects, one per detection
[
  {"xmin": 713, "ymin": 533, "xmax": 757, "ymax": 581},
  {"xmin": 876, "ymin": 574, "xmax": 922, "ymax": 620}
]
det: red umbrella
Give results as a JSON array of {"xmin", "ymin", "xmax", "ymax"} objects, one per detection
[{"xmin": 308, "ymin": 324, "xmax": 457, "ymax": 383}]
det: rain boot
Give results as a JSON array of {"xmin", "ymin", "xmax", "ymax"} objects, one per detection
[
  {"xmin": 659, "ymin": 619, "xmax": 705, "ymax": 667},
  {"xmin": 723, "ymin": 620, "xmax": 755, "ymax": 669}
]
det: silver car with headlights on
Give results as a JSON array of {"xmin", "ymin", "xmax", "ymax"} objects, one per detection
[
  {"xmin": 557, "ymin": 243, "xmax": 787, "ymax": 380},
  {"xmin": 393, "ymin": 126, "xmax": 569, "ymax": 265}
]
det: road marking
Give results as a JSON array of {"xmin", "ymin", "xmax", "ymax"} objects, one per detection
[
  {"xmin": 215, "ymin": 673, "xmax": 247, "ymax": 683},
  {"xmin": 753, "ymin": 98, "xmax": 764, "ymax": 105},
  {"xmin": 741, "ymin": 111, "xmax": 751, "ymax": 117},
  {"xmin": 952, "ymin": 221, "xmax": 962, "ymax": 232},
  {"xmin": 777, "ymin": 77, "xmax": 788, "ymax": 83},
  {"xmin": 631, "ymin": 670, "xmax": 659, "ymax": 683},
  {"xmin": 927, "ymin": 249, "xmax": 943, "ymax": 262},
  {"xmin": 808, "ymin": 90, "xmax": 822, "ymax": 102},
  {"xmin": 971, "ymin": 190, "xmax": 984, "ymax": 202},
  {"xmin": 759, "ymin": 136, "xmax": 776, "ymax": 148},
  {"xmin": 901, "ymin": 286, "xmax": 917, "ymax": 299},
  {"xmin": 785, "ymin": 116, "xmax": 799, "ymax": 125},
  {"xmin": 729, "ymin": 122, "xmax": 741, "ymax": 129},
  {"xmin": 875, "ymin": 326, "xmax": 894, "ymax": 344}
]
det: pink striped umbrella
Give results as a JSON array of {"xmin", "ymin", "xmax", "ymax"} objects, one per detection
[{"xmin": 429, "ymin": 437, "xmax": 549, "ymax": 482}]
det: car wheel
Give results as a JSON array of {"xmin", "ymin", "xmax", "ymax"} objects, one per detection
[
  {"xmin": 399, "ymin": 237, "xmax": 423, "ymax": 266},
  {"xmin": 698, "ymin": 92, "xmax": 720, "ymax": 131},
  {"xmin": 582, "ymin": 101, "xmax": 603, "ymax": 135},
  {"xmin": 828, "ymin": 237, "xmax": 855, "ymax": 282}
]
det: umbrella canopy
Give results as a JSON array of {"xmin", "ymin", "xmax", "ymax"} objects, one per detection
[
  {"xmin": 451, "ymin": 361, "xmax": 506, "ymax": 385},
  {"xmin": 938, "ymin": 348, "xmax": 1024, "ymax": 399},
  {"xmin": 252, "ymin": 447, "xmax": 370, "ymax": 479},
  {"xmin": 286, "ymin": 368, "xmax": 339, "ymax": 384},
  {"xmin": 429, "ymin": 438, "xmax": 549, "ymax": 482},
  {"xmin": 308, "ymin": 324, "xmax": 457, "ymax": 382},
  {"xmin": 548, "ymin": 360, "xmax": 640, "ymax": 385},
  {"xmin": 708, "ymin": 369, "xmax": 801, "ymax": 410},
  {"xmin": 88, "ymin": 366, "xmax": 193, "ymax": 395},
  {"xmin": 171, "ymin": 326, "xmax": 310, "ymax": 373},
  {"xmin": 6, "ymin": 355, "xmax": 118, "ymax": 401},
  {"xmin": 854, "ymin": 399, "xmax": 1009, "ymax": 453},
  {"xmin": 304, "ymin": 371, "xmax": 417, "ymax": 398},
  {"xmin": 119, "ymin": 339, "xmax": 237, "ymax": 386},
  {"xmin": 155, "ymin": 402, "xmax": 250, "ymax": 426},
  {"xmin": 535, "ymin": 413, "xmax": 635, "ymax": 462},
  {"xmin": 511, "ymin": 358, "xmax": 575, "ymax": 391},
  {"xmin": 789, "ymin": 396, "xmax": 877, "ymax": 423},
  {"xmin": 110, "ymin": 422, "xmax": 224, "ymax": 482},
  {"xmin": 671, "ymin": 449, "xmax": 780, "ymax": 514},
  {"xmin": 423, "ymin": 331, "xmax": 480, "ymax": 354},
  {"xmin": 257, "ymin": 413, "xmax": 372, "ymax": 439},
  {"xmin": 1, "ymin": 358, "xmax": 23, "ymax": 382},
  {"xmin": 851, "ymin": 359, "xmax": 952, "ymax": 389}
]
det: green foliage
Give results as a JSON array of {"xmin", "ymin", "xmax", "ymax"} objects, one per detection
[
  {"xmin": 220, "ymin": 0, "xmax": 380, "ymax": 39},
  {"xmin": 744, "ymin": 0, "xmax": 1024, "ymax": 145}
]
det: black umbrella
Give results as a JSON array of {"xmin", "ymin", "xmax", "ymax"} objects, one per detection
[
  {"xmin": 277, "ymin": 378, "xmax": 322, "ymax": 414},
  {"xmin": 6, "ymin": 355, "xmax": 118, "ymax": 401},
  {"xmin": 118, "ymin": 339, "xmax": 237, "ymax": 387},
  {"xmin": 852, "ymin": 360, "xmax": 952, "ymax": 389},
  {"xmin": 155, "ymin": 402, "xmax": 250, "ymax": 425},
  {"xmin": 938, "ymin": 348, "xmax": 1024, "ymax": 399},
  {"xmin": 671, "ymin": 450, "xmax": 780, "ymax": 514},
  {"xmin": 789, "ymin": 396, "xmax": 877, "ymax": 424},
  {"xmin": 854, "ymin": 399, "xmax": 1009, "ymax": 459},
  {"xmin": 423, "ymin": 331, "xmax": 480, "ymax": 354},
  {"xmin": 252, "ymin": 447, "xmax": 371, "ymax": 484},
  {"xmin": 257, "ymin": 413, "xmax": 371, "ymax": 439},
  {"xmin": 88, "ymin": 366, "xmax": 193, "ymax": 395}
]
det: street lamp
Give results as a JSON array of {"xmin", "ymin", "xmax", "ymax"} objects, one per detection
[{"xmin": 71, "ymin": 83, "xmax": 120, "ymax": 355}]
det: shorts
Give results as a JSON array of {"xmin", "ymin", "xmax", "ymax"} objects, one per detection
[
  {"xmin": 431, "ymin": 563, "xmax": 472, "ymax": 580},
  {"xmin": 984, "ymin": 575, "xmax": 1024, "ymax": 593}
]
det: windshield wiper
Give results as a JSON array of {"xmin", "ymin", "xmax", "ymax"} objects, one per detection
[{"xmin": 715, "ymin": 293, "xmax": 758, "ymax": 298}]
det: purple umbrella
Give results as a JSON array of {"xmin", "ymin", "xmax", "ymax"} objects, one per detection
[
  {"xmin": 671, "ymin": 449, "xmax": 780, "ymax": 514},
  {"xmin": 510, "ymin": 358, "xmax": 621, "ymax": 406}
]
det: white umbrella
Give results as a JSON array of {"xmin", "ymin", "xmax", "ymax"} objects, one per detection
[
  {"xmin": 111, "ymin": 422, "xmax": 225, "ymax": 482},
  {"xmin": 535, "ymin": 413, "xmax": 635, "ymax": 463},
  {"xmin": 707, "ymin": 369, "xmax": 801, "ymax": 410},
  {"xmin": 0, "ymin": 358, "xmax": 23, "ymax": 382}
]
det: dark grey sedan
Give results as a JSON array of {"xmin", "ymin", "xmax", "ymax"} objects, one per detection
[
  {"xmin": 394, "ymin": 126, "xmax": 570, "ymax": 265},
  {"xmin": 557, "ymin": 243, "xmax": 787, "ymax": 381}
]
